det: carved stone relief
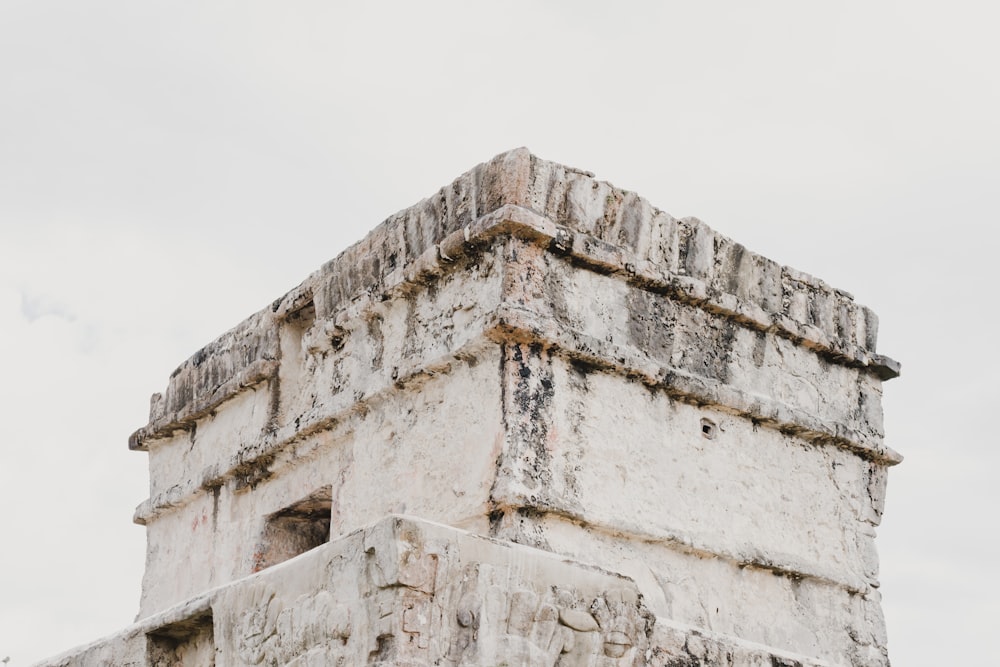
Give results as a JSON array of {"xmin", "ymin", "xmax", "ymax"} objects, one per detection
[
  {"xmin": 235, "ymin": 586, "xmax": 352, "ymax": 665},
  {"xmin": 443, "ymin": 562, "xmax": 650, "ymax": 666}
]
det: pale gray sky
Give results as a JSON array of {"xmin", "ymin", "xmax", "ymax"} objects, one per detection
[{"xmin": 1, "ymin": 2, "xmax": 996, "ymax": 664}]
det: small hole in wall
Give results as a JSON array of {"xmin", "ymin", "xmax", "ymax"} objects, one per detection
[{"xmin": 700, "ymin": 418, "xmax": 717, "ymax": 440}]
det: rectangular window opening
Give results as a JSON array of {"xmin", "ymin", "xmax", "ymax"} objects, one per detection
[{"xmin": 252, "ymin": 485, "xmax": 333, "ymax": 572}]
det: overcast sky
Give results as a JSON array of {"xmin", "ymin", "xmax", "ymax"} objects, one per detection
[{"xmin": 1, "ymin": 2, "xmax": 996, "ymax": 665}]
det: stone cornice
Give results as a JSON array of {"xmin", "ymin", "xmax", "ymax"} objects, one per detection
[{"xmin": 131, "ymin": 168, "xmax": 900, "ymax": 451}]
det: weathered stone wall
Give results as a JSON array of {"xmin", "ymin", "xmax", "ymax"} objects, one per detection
[
  {"xmin": 39, "ymin": 516, "xmax": 847, "ymax": 667},
  {"xmin": 40, "ymin": 149, "xmax": 899, "ymax": 666}
]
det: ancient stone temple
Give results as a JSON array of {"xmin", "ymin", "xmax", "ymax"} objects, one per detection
[{"xmin": 39, "ymin": 149, "xmax": 900, "ymax": 666}]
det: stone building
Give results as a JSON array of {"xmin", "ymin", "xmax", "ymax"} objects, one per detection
[{"xmin": 39, "ymin": 149, "xmax": 900, "ymax": 666}]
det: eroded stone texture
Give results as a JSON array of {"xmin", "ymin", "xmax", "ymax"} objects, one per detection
[
  {"xmin": 40, "ymin": 149, "xmax": 899, "ymax": 666},
  {"xmin": 40, "ymin": 517, "xmax": 655, "ymax": 667}
]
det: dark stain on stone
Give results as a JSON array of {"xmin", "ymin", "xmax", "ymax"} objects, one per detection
[
  {"xmin": 542, "ymin": 259, "xmax": 570, "ymax": 321},
  {"xmin": 626, "ymin": 289, "xmax": 677, "ymax": 365},
  {"xmin": 232, "ymin": 454, "xmax": 275, "ymax": 492},
  {"xmin": 211, "ymin": 484, "xmax": 220, "ymax": 528},
  {"xmin": 401, "ymin": 297, "xmax": 419, "ymax": 360},
  {"xmin": 488, "ymin": 508, "xmax": 506, "ymax": 534},
  {"xmin": 836, "ymin": 300, "xmax": 851, "ymax": 342},
  {"xmin": 721, "ymin": 241, "xmax": 746, "ymax": 293},
  {"xmin": 770, "ymin": 657, "xmax": 803, "ymax": 667},
  {"xmin": 367, "ymin": 315, "xmax": 384, "ymax": 370},
  {"xmin": 808, "ymin": 288, "xmax": 823, "ymax": 329},
  {"xmin": 508, "ymin": 507, "xmax": 552, "ymax": 551},
  {"xmin": 568, "ymin": 356, "xmax": 605, "ymax": 378},
  {"xmin": 266, "ymin": 374, "xmax": 281, "ymax": 434},
  {"xmin": 675, "ymin": 314, "xmax": 737, "ymax": 383},
  {"xmin": 547, "ymin": 234, "xmax": 572, "ymax": 256},
  {"xmin": 425, "ymin": 279, "xmax": 440, "ymax": 302},
  {"xmin": 752, "ymin": 330, "xmax": 768, "ymax": 367},
  {"xmin": 507, "ymin": 343, "xmax": 556, "ymax": 492},
  {"xmin": 664, "ymin": 656, "xmax": 700, "ymax": 667},
  {"xmin": 369, "ymin": 634, "xmax": 395, "ymax": 662},
  {"xmin": 676, "ymin": 220, "xmax": 696, "ymax": 276}
]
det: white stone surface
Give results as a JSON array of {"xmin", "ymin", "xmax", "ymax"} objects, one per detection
[{"xmin": 39, "ymin": 150, "xmax": 899, "ymax": 666}]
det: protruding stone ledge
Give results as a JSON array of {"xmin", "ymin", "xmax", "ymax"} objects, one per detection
[
  {"xmin": 485, "ymin": 303, "xmax": 901, "ymax": 466},
  {"xmin": 130, "ymin": 197, "xmax": 899, "ymax": 450},
  {"xmin": 128, "ymin": 308, "xmax": 279, "ymax": 451},
  {"xmin": 133, "ymin": 294, "xmax": 896, "ymax": 531},
  {"xmin": 37, "ymin": 515, "xmax": 657, "ymax": 667},
  {"xmin": 650, "ymin": 620, "xmax": 842, "ymax": 667},
  {"xmin": 131, "ymin": 197, "xmax": 899, "ymax": 525},
  {"xmin": 40, "ymin": 515, "xmax": 879, "ymax": 666},
  {"xmin": 488, "ymin": 503, "xmax": 871, "ymax": 595}
]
